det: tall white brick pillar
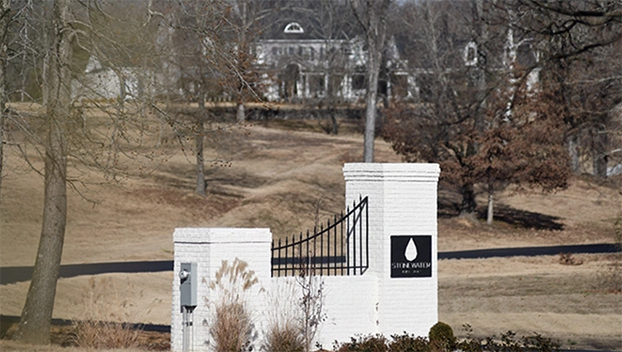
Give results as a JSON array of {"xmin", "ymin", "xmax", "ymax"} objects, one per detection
[
  {"xmin": 171, "ymin": 228, "xmax": 272, "ymax": 352},
  {"xmin": 343, "ymin": 163, "xmax": 440, "ymax": 338}
]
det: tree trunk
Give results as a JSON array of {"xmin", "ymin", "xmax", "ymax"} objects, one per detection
[
  {"xmin": 0, "ymin": 56, "xmax": 7, "ymax": 208},
  {"xmin": 568, "ymin": 134, "xmax": 581, "ymax": 174},
  {"xmin": 593, "ymin": 125, "xmax": 608, "ymax": 178},
  {"xmin": 195, "ymin": 95, "xmax": 207, "ymax": 196},
  {"xmin": 486, "ymin": 183, "xmax": 494, "ymax": 225},
  {"xmin": 236, "ymin": 101, "xmax": 245, "ymax": 123},
  {"xmin": 330, "ymin": 108, "xmax": 338, "ymax": 135},
  {"xmin": 363, "ymin": 24, "xmax": 384, "ymax": 163},
  {"xmin": 0, "ymin": 0, "xmax": 9, "ymax": 205},
  {"xmin": 352, "ymin": 0, "xmax": 390, "ymax": 163},
  {"xmin": 0, "ymin": 95, "xmax": 6, "ymax": 205},
  {"xmin": 459, "ymin": 183, "xmax": 477, "ymax": 217},
  {"xmin": 14, "ymin": 0, "xmax": 71, "ymax": 344}
]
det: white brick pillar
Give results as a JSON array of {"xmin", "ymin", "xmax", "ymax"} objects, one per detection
[
  {"xmin": 171, "ymin": 228, "xmax": 272, "ymax": 352},
  {"xmin": 343, "ymin": 163, "xmax": 440, "ymax": 338}
]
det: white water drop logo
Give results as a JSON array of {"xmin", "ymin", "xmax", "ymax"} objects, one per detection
[{"xmin": 404, "ymin": 238, "xmax": 418, "ymax": 261}]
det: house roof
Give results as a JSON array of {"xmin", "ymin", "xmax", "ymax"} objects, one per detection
[
  {"xmin": 260, "ymin": 17, "xmax": 333, "ymax": 40},
  {"xmin": 257, "ymin": 3, "xmax": 357, "ymax": 41}
]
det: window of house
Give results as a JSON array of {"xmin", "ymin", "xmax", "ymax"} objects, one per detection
[
  {"xmin": 272, "ymin": 47, "xmax": 278, "ymax": 56},
  {"xmin": 351, "ymin": 66, "xmax": 366, "ymax": 90},
  {"xmin": 284, "ymin": 22, "xmax": 304, "ymax": 33},
  {"xmin": 352, "ymin": 74, "xmax": 366, "ymax": 90},
  {"xmin": 309, "ymin": 75, "xmax": 325, "ymax": 97}
]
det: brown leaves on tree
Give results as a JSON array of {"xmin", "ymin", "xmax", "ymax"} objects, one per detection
[{"xmin": 383, "ymin": 77, "xmax": 571, "ymax": 213}]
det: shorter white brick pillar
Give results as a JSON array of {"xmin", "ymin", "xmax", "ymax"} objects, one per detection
[
  {"xmin": 171, "ymin": 228, "xmax": 271, "ymax": 352},
  {"xmin": 343, "ymin": 163, "xmax": 440, "ymax": 338}
]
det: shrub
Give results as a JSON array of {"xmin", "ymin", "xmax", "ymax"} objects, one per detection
[
  {"xmin": 456, "ymin": 331, "xmax": 560, "ymax": 352},
  {"xmin": 335, "ymin": 334, "xmax": 388, "ymax": 352},
  {"xmin": 335, "ymin": 328, "xmax": 560, "ymax": 352},
  {"xmin": 428, "ymin": 322, "xmax": 456, "ymax": 351},
  {"xmin": 264, "ymin": 322, "xmax": 305, "ymax": 352},
  {"xmin": 389, "ymin": 333, "xmax": 430, "ymax": 352},
  {"xmin": 67, "ymin": 320, "xmax": 141, "ymax": 349},
  {"xmin": 208, "ymin": 259, "xmax": 258, "ymax": 352},
  {"xmin": 211, "ymin": 302, "xmax": 253, "ymax": 352},
  {"xmin": 64, "ymin": 277, "xmax": 143, "ymax": 349}
]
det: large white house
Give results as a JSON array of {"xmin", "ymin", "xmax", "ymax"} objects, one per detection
[{"xmin": 254, "ymin": 20, "xmax": 414, "ymax": 103}]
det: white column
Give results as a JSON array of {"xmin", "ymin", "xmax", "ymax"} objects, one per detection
[
  {"xmin": 343, "ymin": 163, "xmax": 440, "ymax": 337},
  {"xmin": 171, "ymin": 228, "xmax": 272, "ymax": 352}
]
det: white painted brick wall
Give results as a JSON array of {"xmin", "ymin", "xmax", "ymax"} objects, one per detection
[
  {"xmin": 267, "ymin": 275, "xmax": 379, "ymax": 349},
  {"xmin": 172, "ymin": 163, "xmax": 440, "ymax": 352},
  {"xmin": 171, "ymin": 228, "xmax": 272, "ymax": 352},
  {"xmin": 343, "ymin": 163, "xmax": 440, "ymax": 339}
]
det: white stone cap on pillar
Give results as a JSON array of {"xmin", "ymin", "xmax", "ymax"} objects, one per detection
[
  {"xmin": 343, "ymin": 163, "xmax": 440, "ymax": 182},
  {"xmin": 173, "ymin": 228, "xmax": 272, "ymax": 244}
]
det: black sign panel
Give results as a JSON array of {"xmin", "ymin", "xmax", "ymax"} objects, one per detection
[{"xmin": 390, "ymin": 236, "xmax": 432, "ymax": 278}]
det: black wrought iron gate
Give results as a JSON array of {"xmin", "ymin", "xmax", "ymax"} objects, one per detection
[{"xmin": 271, "ymin": 196, "xmax": 368, "ymax": 277}]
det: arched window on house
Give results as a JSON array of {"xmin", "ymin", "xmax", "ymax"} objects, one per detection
[{"xmin": 284, "ymin": 22, "xmax": 304, "ymax": 33}]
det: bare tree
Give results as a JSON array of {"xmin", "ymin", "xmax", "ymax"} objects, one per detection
[
  {"xmin": 350, "ymin": 0, "xmax": 393, "ymax": 162},
  {"xmin": 384, "ymin": 0, "xmax": 492, "ymax": 216},
  {"xmin": 506, "ymin": 0, "xmax": 622, "ymax": 177},
  {"xmin": 383, "ymin": 0, "xmax": 571, "ymax": 221},
  {"xmin": 159, "ymin": 0, "xmax": 264, "ymax": 196},
  {"xmin": 12, "ymin": 0, "xmax": 73, "ymax": 343},
  {"xmin": 317, "ymin": 0, "xmax": 360, "ymax": 135},
  {"xmin": 3, "ymin": 0, "xmax": 169, "ymax": 343}
]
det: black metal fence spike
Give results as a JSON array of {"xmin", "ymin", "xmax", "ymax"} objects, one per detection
[{"xmin": 270, "ymin": 196, "xmax": 369, "ymax": 277}]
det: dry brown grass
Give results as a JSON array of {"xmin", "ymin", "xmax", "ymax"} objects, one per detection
[
  {"xmin": 207, "ymin": 259, "xmax": 258, "ymax": 352},
  {"xmin": 263, "ymin": 322, "xmax": 305, "ymax": 352},
  {"xmin": 1, "ymin": 117, "xmax": 621, "ymax": 351},
  {"xmin": 210, "ymin": 302, "xmax": 253, "ymax": 352},
  {"xmin": 66, "ymin": 320, "xmax": 141, "ymax": 350},
  {"xmin": 59, "ymin": 277, "xmax": 154, "ymax": 349},
  {"xmin": 0, "ymin": 338, "xmax": 159, "ymax": 352}
]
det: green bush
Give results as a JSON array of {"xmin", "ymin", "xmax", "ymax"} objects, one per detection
[
  {"xmin": 335, "ymin": 328, "xmax": 560, "ymax": 352},
  {"xmin": 335, "ymin": 334, "xmax": 388, "ymax": 352},
  {"xmin": 455, "ymin": 331, "xmax": 561, "ymax": 352},
  {"xmin": 389, "ymin": 333, "xmax": 430, "ymax": 352},
  {"xmin": 428, "ymin": 322, "xmax": 456, "ymax": 351}
]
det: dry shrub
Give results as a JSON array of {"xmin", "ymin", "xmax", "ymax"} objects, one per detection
[
  {"xmin": 211, "ymin": 302, "xmax": 253, "ymax": 352},
  {"xmin": 65, "ymin": 277, "xmax": 144, "ymax": 349},
  {"xmin": 68, "ymin": 320, "xmax": 141, "ymax": 349},
  {"xmin": 264, "ymin": 322, "xmax": 305, "ymax": 352},
  {"xmin": 558, "ymin": 252, "xmax": 583, "ymax": 266},
  {"xmin": 207, "ymin": 259, "xmax": 258, "ymax": 352},
  {"xmin": 263, "ymin": 280, "xmax": 306, "ymax": 352}
]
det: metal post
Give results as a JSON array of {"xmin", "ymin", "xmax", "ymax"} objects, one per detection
[
  {"xmin": 182, "ymin": 306, "xmax": 188, "ymax": 352},
  {"xmin": 182, "ymin": 306, "xmax": 195, "ymax": 352}
]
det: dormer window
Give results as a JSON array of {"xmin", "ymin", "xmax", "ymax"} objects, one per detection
[{"xmin": 284, "ymin": 22, "xmax": 304, "ymax": 33}]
